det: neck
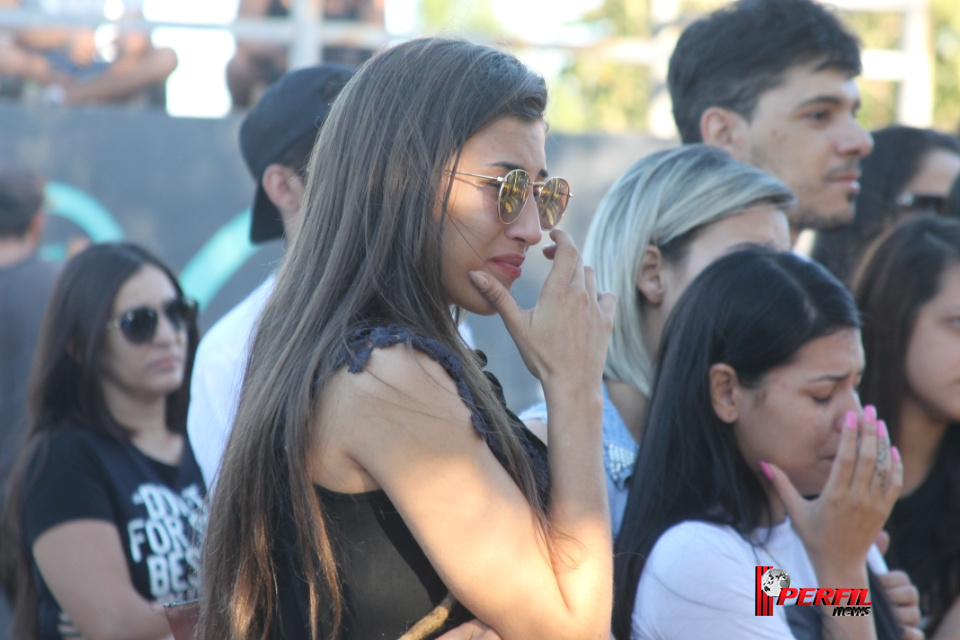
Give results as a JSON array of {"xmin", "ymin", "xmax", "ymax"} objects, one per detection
[
  {"xmin": 898, "ymin": 395, "xmax": 950, "ymax": 496},
  {"xmin": 605, "ymin": 379, "xmax": 647, "ymax": 444},
  {"xmin": 0, "ymin": 237, "xmax": 35, "ymax": 268},
  {"xmin": 102, "ymin": 382, "xmax": 169, "ymax": 437},
  {"xmin": 765, "ymin": 492, "xmax": 788, "ymax": 526}
]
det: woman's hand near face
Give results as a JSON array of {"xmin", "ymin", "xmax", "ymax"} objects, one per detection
[
  {"xmin": 764, "ymin": 406, "xmax": 902, "ymax": 571},
  {"xmin": 463, "ymin": 226, "xmax": 615, "ymax": 638},
  {"xmin": 762, "ymin": 406, "xmax": 903, "ymax": 639},
  {"xmin": 468, "ymin": 228, "xmax": 615, "ymax": 397}
]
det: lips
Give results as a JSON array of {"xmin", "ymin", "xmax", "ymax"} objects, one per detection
[
  {"xmin": 826, "ymin": 169, "xmax": 862, "ymax": 192},
  {"xmin": 150, "ymin": 354, "xmax": 182, "ymax": 371},
  {"xmin": 489, "ymin": 253, "xmax": 525, "ymax": 280}
]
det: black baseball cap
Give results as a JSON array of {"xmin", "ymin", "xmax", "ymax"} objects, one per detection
[{"xmin": 239, "ymin": 63, "xmax": 354, "ymax": 244}]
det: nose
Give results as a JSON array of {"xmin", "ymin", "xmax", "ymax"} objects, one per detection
[
  {"xmin": 833, "ymin": 391, "xmax": 863, "ymax": 431},
  {"xmin": 153, "ymin": 311, "xmax": 184, "ymax": 345},
  {"xmin": 507, "ymin": 189, "xmax": 543, "ymax": 247},
  {"xmin": 838, "ymin": 119, "xmax": 874, "ymax": 159}
]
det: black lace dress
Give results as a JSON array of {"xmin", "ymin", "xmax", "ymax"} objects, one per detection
[{"xmin": 272, "ymin": 326, "xmax": 550, "ymax": 639}]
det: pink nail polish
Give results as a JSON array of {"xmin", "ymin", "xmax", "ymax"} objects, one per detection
[
  {"xmin": 845, "ymin": 412, "xmax": 857, "ymax": 430},
  {"xmin": 891, "ymin": 446, "xmax": 901, "ymax": 463},
  {"xmin": 877, "ymin": 420, "xmax": 887, "ymax": 439},
  {"xmin": 865, "ymin": 405, "xmax": 877, "ymax": 423},
  {"xmin": 759, "ymin": 461, "xmax": 774, "ymax": 480}
]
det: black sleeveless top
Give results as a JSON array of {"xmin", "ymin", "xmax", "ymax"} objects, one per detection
[{"xmin": 273, "ymin": 326, "xmax": 550, "ymax": 639}]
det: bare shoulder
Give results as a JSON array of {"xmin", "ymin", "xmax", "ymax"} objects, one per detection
[
  {"xmin": 328, "ymin": 342, "xmax": 469, "ymax": 419},
  {"xmin": 313, "ymin": 343, "xmax": 481, "ymax": 490}
]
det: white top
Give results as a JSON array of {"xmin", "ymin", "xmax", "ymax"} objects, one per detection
[
  {"xmin": 186, "ymin": 274, "xmax": 476, "ymax": 493},
  {"xmin": 187, "ymin": 275, "xmax": 275, "ymax": 491},
  {"xmin": 631, "ymin": 519, "xmax": 887, "ymax": 639}
]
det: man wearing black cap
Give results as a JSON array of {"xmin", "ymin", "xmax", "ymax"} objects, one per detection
[{"xmin": 187, "ymin": 64, "xmax": 353, "ymax": 490}]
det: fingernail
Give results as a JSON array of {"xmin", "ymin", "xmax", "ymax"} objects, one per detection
[
  {"xmin": 759, "ymin": 460, "xmax": 774, "ymax": 480},
  {"xmin": 468, "ymin": 271, "xmax": 489, "ymax": 288},
  {"xmin": 877, "ymin": 420, "xmax": 887, "ymax": 439},
  {"xmin": 845, "ymin": 411, "xmax": 857, "ymax": 430},
  {"xmin": 865, "ymin": 405, "xmax": 877, "ymax": 423},
  {"xmin": 891, "ymin": 446, "xmax": 901, "ymax": 463}
]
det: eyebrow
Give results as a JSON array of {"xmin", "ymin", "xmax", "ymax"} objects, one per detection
[
  {"xmin": 806, "ymin": 370, "xmax": 863, "ymax": 383},
  {"xmin": 795, "ymin": 94, "xmax": 861, "ymax": 111},
  {"xmin": 488, "ymin": 161, "xmax": 549, "ymax": 180}
]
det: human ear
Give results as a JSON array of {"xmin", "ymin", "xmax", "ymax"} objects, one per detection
[
  {"xmin": 709, "ymin": 363, "xmax": 741, "ymax": 424},
  {"xmin": 26, "ymin": 211, "xmax": 46, "ymax": 246},
  {"xmin": 636, "ymin": 245, "xmax": 666, "ymax": 306},
  {"xmin": 261, "ymin": 164, "xmax": 302, "ymax": 213},
  {"xmin": 700, "ymin": 107, "xmax": 749, "ymax": 162}
]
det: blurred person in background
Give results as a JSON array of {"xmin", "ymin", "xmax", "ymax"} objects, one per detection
[
  {"xmin": 856, "ymin": 215, "xmax": 960, "ymax": 638},
  {"xmin": 226, "ymin": 0, "xmax": 382, "ymax": 109},
  {"xmin": 0, "ymin": 0, "xmax": 175, "ymax": 105},
  {"xmin": 668, "ymin": 0, "xmax": 874, "ymax": 245},
  {"xmin": 0, "ymin": 242, "xmax": 203, "ymax": 640},
  {"xmin": 814, "ymin": 126, "xmax": 960, "ymax": 286},
  {"xmin": 187, "ymin": 63, "xmax": 353, "ymax": 492},
  {"xmin": 0, "ymin": 167, "xmax": 57, "ymax": 639}
]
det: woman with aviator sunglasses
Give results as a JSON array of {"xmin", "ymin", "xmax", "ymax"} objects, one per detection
[
  {"xmin": 198, "ymin": 38, "xmax": 613, "ymax": 640},
  {"xmin": 1, "ymin": 242, "xmax": 204, "ymax": 640}
]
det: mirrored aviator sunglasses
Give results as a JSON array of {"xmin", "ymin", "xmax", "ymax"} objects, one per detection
[
  {"xmin": 455, "ymin": 168, "xmax": 572, "ymax": 230},
  {"xmin": 107, "ymin": 297, "xmax": 198, "ymax": 345}
]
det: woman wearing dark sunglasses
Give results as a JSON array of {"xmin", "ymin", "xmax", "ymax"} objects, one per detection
[
  {"xmin": 1, "ymin": 242, "xmax": 204, "ymax": 640},
  {"xmin": 198, "ymin": 38, "xmax": 614, "ymax": 640}
]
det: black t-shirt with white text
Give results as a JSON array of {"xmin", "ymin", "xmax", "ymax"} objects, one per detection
[{"xmin": 21, "ymin": 428, "xmax": 205, "ymax": 639}]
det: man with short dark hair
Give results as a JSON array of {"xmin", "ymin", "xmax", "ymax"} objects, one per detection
[
  {"xmin": 187, "ymin": 64, "xmax": 354, "ymax": 490},
  {"xmin": 0, "ymin": 168, "xmax": 58, "ymax": 633},
  {"xmin": 668, "ymin": 0, "xmax": 874, "ymax": 242}
]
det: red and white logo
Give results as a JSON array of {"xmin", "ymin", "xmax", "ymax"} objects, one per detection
[{"xmin": 755, "ymin": 566, "xmax": 872, "ymax": 617}]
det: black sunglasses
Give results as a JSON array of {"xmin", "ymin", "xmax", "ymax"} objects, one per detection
[{"xmin": 106, "ymin": 298, "xmax": 197, "ymax": 345}]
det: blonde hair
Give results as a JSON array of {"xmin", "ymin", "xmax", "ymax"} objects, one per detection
[{"xmin": 583, "ymin": 145, "xmax": 793, "ymax": 395}]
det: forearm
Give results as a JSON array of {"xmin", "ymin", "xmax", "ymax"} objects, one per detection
[
  {"xmin": 814, "ymin": 565, "xmax": 876, "ymax": 640},
  {"xmin": 542, "ymin": 384, "xmax": 612, "ymax": 638}
]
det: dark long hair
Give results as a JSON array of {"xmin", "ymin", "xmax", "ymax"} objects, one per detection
[
  {"xmin": 855, "ymin": 215, "xmax": 960, "ymax": 635},
  {"xmin": 0, "ymin": 241, "xmax": 197, "ymax": 640},
  {"xmin": 198, "ymin": 38, "xmax": 552, "ymax": 640},
  {"xmin": 813, "ymin": 126, "xmax": 960, "ymax": 285},
  {"xmin": 612, "ymin": 248, "xmax": 861, "ymax": 639}
]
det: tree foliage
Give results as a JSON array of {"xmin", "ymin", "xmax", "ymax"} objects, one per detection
[{"xmin": 415, "ymin": 0, "xmax": 960, "ymax": 135}]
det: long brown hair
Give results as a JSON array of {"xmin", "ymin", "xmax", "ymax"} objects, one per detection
[
  {"xmin": 0, "ymin": 242, "xmax": 197, "ymax": 640},
  {"xmin": 198, "ymin": 38, "xmax": 551, "ymax": 640},
  {"xmin": 855, "ymin": 215, "xmax": 960, "ymax": 443},
  {"xmin": 855, "ymin": 215, "xmax": 960, "ymax": 634}
]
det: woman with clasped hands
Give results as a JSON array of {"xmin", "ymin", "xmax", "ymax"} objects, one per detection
[{"xmin": 197, "ymin": 38, "xmax": 615, "ymax": 640}]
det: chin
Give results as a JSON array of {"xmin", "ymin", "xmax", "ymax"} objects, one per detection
[{"xmin": 459, "ymin": 299, "xmax": 498, "ymax": 316}]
